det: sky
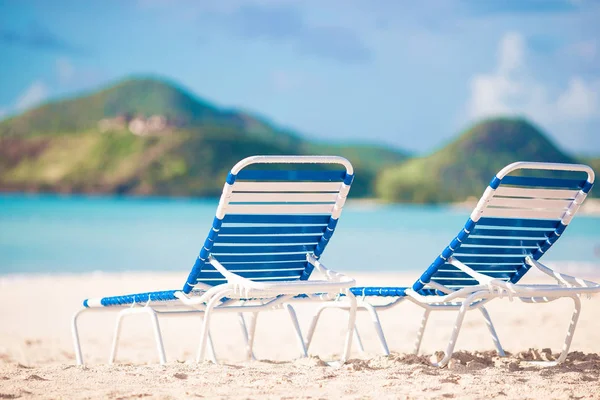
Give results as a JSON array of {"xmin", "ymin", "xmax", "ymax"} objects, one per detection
[{"xmin": 0, "ymin": 0, "xmax": 599, "ymax": 155}]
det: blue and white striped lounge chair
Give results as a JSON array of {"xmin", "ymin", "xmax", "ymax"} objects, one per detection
[
  {"xmin": 305, "ymin": 161, "xmax": 600, "ymax": 367},
  {"xmin": 72, "ymin": 155, "xmax": 358, "ymax": 366}
]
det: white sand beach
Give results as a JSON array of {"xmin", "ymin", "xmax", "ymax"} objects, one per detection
[{"xmin": 1, "ymin": 270, "xmax": 600, "ymax": 399}]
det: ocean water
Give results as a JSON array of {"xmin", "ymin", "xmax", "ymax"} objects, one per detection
[{"xmin": 1, "ymin": 194, "xmax": 599, "ymax": 275}]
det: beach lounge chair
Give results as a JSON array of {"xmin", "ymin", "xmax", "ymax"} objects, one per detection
[
  {"xmin": 72, "ymin": 155, "xmax": 357, "ymax": 366},
  {"xmin": 305, "ymin": 161, "xmax": 600, "ymax": 367}
]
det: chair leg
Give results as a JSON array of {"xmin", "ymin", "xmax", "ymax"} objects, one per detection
[
  {"xmin": 432, "ymin": 303, "xmax": 470, "ymax": 367},
  {"xmin": 518, "ymin": 295, "xmax": 582, "ymax": 366},
  {"xmin": 478, "ymin": 306, "xmax": 505, "ymax": 356},
  {"xmin": 245, "ymin": 312, "xmax": 259, "ymax": 361},
  {"xmin": 285, "ymin": 304, "xmax": 308, "ymax": 358},
  {"xmin": 237, "ymin": 313, "xmax": 256, "ymax": 361},
  {"xmin": 362, "ymin": 302, "xmax": 389, "ymax": 355},
  {"xmin": 555, "ymin": 295, "xmax": 581, "ymax": 364},
  {"xmin": 109, "ymin": 309, "xmax": 127, "ymax": 364},
  {"xmin": 413, "ymin": 309, "xmax": 431, "ymax": 355},
  {"xmin": 353, "ymin": 326, "xmax": 365, "ymax": 354},
  {"xmin": 108, "ymin": 307, "xmax": 166, "ymax": 365},
  {"xmin": 71, "ymin": 308, "xmax": 88, "ymax": 366},
  {"xmin": 206, "ymin": 327, "xmax": 217, "ymax": 364},
  {"xmin": 305, "ymin": 304, "xmax": 328, "ymax": 352},
  {"xmin": 340, "ymin": 290, "xmax": 358, "ymax": 365},
  {"xmin": 146, "ymin": 308, "xmax": 167, "ymax": 365},
  {"xmin": 196, "ymin": 294, "xmax": 224, "ymax": 363}
]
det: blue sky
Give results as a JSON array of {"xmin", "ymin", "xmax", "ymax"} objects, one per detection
[{"xmin": 0, "ymin": 0, "xmax": 599, "ymax": 154}]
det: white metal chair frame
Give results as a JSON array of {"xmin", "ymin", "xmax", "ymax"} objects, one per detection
[
  {"xmin": 72, "ymin": 155, "xmax": 358, "ymax": 366},
  {"xmin": 306, "ymin": 161, "xmax": 600, "ymax": 367}
]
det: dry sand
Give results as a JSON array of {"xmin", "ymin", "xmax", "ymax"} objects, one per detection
[{"xmin": 1, "ymin": 269, "xmax": 599, "ymax": 399}]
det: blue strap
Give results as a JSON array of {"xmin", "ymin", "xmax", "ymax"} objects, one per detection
[
  {"xmin": 349, "ymin": 287, "xmax": 441, "ymax": 297},
  {"xmin": 183, "ymin": 217, "xmax": 223, "ymax": 293},
  {"xmin": 226, "ymin": 172, "xmax": 236, "ymax": 185},
  {"xmin": 84, "ymin": 290, "xmax": 180, "ymax": 307},
  {"xmin": 500, "ymin": 176, "xmax": 586, "ymax": 189}
]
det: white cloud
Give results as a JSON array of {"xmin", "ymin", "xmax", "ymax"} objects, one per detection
[
  {"xmin": 0, "ymin": 108, "xmax": 7, "ymax": 120},
  {"xmin": 467, "ymin": 32, "xmax": 599, "ymax": 126},
  {"xmin": 498, "ymin": 32, "xmax": 524, "ymax": 73},
  {"xmin": 469, "ymin": 74, "xmax": 519, "ymax": 117},
  {"xmin": 15, "ymin": 81, "xmax": 49, "ymax": 111},
  {"xmin": 556, "ymin": 77, "xmax": 599, "ymax": 119},
  {"xmin": 56, "ymin": 58, "xmax": 75, "ymax": 84},
  {"xmin": 468, "ymin": 31, "xmax": 526, "ymax": 119}
]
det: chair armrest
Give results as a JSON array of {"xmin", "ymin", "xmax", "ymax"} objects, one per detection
[
  {"xmin": 306, "ymin": 254, "xmax": 347, "ymax": 282},
  {"xmin": 208, "ymin": 255, "xmax": 355, "ymax": 295},
  {"xmin": 525, "ymin": 257, "xmax": 600, "ymax": 288},
  {"xmin": 405, "ymin": 285, "xmax": 490, "ymax": 304}
]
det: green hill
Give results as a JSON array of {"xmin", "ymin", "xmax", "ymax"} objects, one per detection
[
  {"xmin": 0, "ymin": 77, "xmax": 407, "ymax": 197},
  {"xmin": 376, "ymin": 118, "xmax": 580, "ymax": 203}
]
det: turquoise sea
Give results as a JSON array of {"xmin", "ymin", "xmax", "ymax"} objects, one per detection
[{"xmin": 1, "ymin": 194, "xmax": 599, "ymax": 275}]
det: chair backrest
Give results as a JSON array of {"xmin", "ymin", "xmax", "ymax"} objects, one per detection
[
  {"xmin": 413, "ymin": 162, "xmax": 595, "ymax": 293},
  {"xmin": 183, "ymin": 156, "xmax": 354, "ymax": 293}
]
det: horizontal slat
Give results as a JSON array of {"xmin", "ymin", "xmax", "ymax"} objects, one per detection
[
  {"xmin": 470, "ymin": 228, "xmax": 552, "ymax": 238},
  {"xmin": 232, "ymin": 182, "xmax": 342, "ymax": 192},
  {"xmin": 198, "ymin": 269, "xmax": 303, "ymax": 279},
  {"xmin": 454, "ymin": 246, "xmax": 536, "ymax": 255},
  {"xmin": 211, "ymin": 244, "xmax": 316, "ymax": 254},
  {"xmin": 431, "ymin": 277, "xmax": 510, "ymax": 287},
  {"xmin": 459, "ymin": 263, "xmax": 523, "ymax": 268},
  {"xmin": 197, "ymin": 276, "xmax": 299, "ymax": 284},
  {"xmin": 501, "ymin": 176, "xmax": 585, "ymax": 189},
  {"xmin": 236, "ymin": 170, "xmax": 345, "ymax": 182},
  {"xmin": 433, "ymin": 271, "xmax": 515, "ymax": 279},
  {"xmin": 214, "ymin": 235, "xmax": 322, "ymax": 244},
  {"xmin": 218, "ymin": 225, "xmax": 327, "ymax": 235},
  {"xmin": 436, "ymin": 263, "xmax": 519, "ymax": 272},
  {"xmin": 477, "ymin": 217, "xmax": 560, "ymax": 229},
  {"xmin": 210, "ymin": 253, "xmax": 309, "ymax": 263},
  {"xmin": 489, "ymin": 197, "xmax": 572, "ymax": 210},
  {"xmin": 202, "ymin": 261, "xmax": 307, "ymax": 271},
  {"xmin": 454, "ymin": 255, "xmax": 529, "ymax": 263},
  {"xmin": 222, "ymin": 214, "xmax": 331, "ymax": 224},
  {"xmin": 225, "ymin": 204, "xmax": 335, "ymax": 215},
  {"xmin": 494, "ymin": 186, "xmax": 579, "ymax": 199},
  {"xmin": 461, "ymin": 237, "xmax": 543, "ymax": 247},
  {"xmin": 481, "ymin": 208, "xmax": 565, "ymax": 220},
  {"xmin": 431, "ymin": 278, "xmax": 479, "ymax": 286},
  {"xmin": 229, "ymin": 192, "xmax": 339, "ymax": 203}
]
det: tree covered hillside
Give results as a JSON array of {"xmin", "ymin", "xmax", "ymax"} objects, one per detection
[
  {"xmin": 375, "ymin": 118, "xmax": 584, "ymax": 203},
  {"xmin": 0, "ymin": 77, "xmax": 406, "ymax": 197}
]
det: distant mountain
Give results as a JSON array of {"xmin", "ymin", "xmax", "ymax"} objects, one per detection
[
  {"xmin": 376, "ymin": 118, "xmax": 581, "ymax": 203},
  {"xmin": 0, "ymin": 77, "xmax": 407, "ymax": 197},
  {"xmin": 3, "ymin": 80, "xmax": 593, "ymax": 202},
  {"xmin": 0, "ymin": 77, "xmax": 302, "ymax": 149}
]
